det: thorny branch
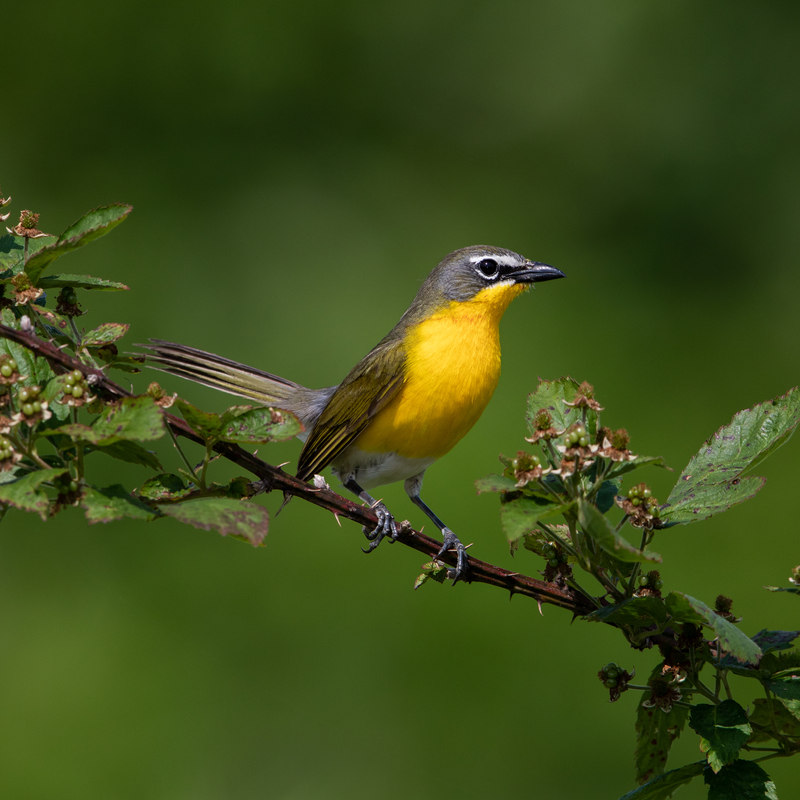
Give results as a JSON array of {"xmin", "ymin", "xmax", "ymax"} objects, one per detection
[{"xmin": 0, "ymin": 322, "xmax": 593, "ymax": 615}]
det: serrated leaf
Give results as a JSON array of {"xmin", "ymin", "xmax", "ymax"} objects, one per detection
[
  {"xmin": 578, "ymin": 499, "xmax": 661, "ymax": 563},
  {"xmin": 0, "ymin": 308, "xmax": 55, "ymax": 385},
  {"xmin": 91, "ymin": 440, "xmax": 163, "ymax": 470},
  {"xmin": 24, "ymin": 204, "xmax": 132, "ymax": 283},
  {"xmin": 765, "ymin": 585, "xmax": 800, "ymax": 596},
  {"xmin": 766, "ymin": 669, "xmax": 800, "ymax": 721},
  {"xmin": 690, "ymin": 701, "xmax": 751, "ymax": 773},
  {"xmin": 174, "ymin": 398, "xmax": 223, "ymax": 440},
  {"xmin": 48, "ymin": 396, "xmax": 165, "ymax": 446},
  {"xmin": 526, "ymin": 376, "xmax": 599, "ymax": 438},
  {"xmin": 703, "ymin": 759, "xmax": 778, "ymax": 800},
  {"xmin": 137, "ymin": 473, "xmax": 190, "ymax": 501},
  {"xmin": 499, "ymin": 497, "xmax": 573, "ymax": 543},
  {"xmin": 38, "ymin": 274, "xmax": 129, "ymax": 291},
  {"xmin": 81, "ymin": 485, "xmax": 157, "ymax": 523},
  {"xmin": 0, "ymin": 233, "xmax": 24, "ymax": 270},
  {"xmin": 521, "ymin": 524, "xmax": 573, "ymax": 558},
  {"xmin": 475, "ymin": 473, "xmax": 518, "ymax": 494},
  {"xmin": 751, "ymin": 629, "xmax": 800, "ymax": 654},
  {"xmin": 635, "ymin": 666, "xmax": 690, "ymax": 784},
  {"xmin": 662, "ymin": 387, "xmax": 800, "ymax": 525},
  {"xmin": 669, "ymin": 593, "xmax": 762, "ymax": 665},
  {"xmin": 619, "ymin": 761, "xmax": 704, "ymax": 800},
  {"xmin": 0, "ymin": 468, "xmax": 66, "ymax": 519},
  {"xmin": 82, "ymin": 322, "xmax": 129, "ymax": 347},
  {"xmin": 748, "ymin": 698, "xmax": 800, "ymax": 743},
  {"xmin": 160, "ymin": 497, "xmax": 269, "ymax": 546},
  {"xmin": 606, "ymin": 454, "xmax": 669, "ymax": 481},
  {"xmin": 218, "ymin": 405, "xmax": 302, "ymax": 444}
]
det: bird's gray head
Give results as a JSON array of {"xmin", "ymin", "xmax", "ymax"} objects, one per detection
[{"xmin": 420, "ymin": 245, "xmax": 565, "ymax": 305}]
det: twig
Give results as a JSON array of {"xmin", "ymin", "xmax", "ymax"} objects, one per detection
[{"xmin": 0, "ymin": 322, "xmax": 595, "ymax": 615}]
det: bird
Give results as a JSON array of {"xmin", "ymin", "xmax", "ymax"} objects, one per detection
[{"xmin": 143, "ymin": 245, "xmax": 564, "ymax": 579}]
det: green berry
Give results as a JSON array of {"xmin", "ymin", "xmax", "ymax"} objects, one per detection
[
  {"xmin": 578, "ymin": 435, "xmax": 589, "ymax": 447},
  {"xmin": 631, "ymin": 497, "xmax": 641, "ymax": 507},
  {"xmin": 8, "ymin": 359, "xmax": 17, "ymax": 371},
  {"xmin": 32, "ymin": 400, "xmax": 42, "ymax": 413},
  {"xmin": 21, "ymin": 403, "xmax": 34, "ymax": 416},
  {"xmin": 64, "ymin": 374, "xmax": 75, "ymax": 386},
  {"xmin": 18, "ymin": 388, "xmax": 30, "ymax": 402},
  {"xmin": 0, "ymin": 365, "xmax": 12, "ymax": 378},
  {"xmin": 642, "ymin": 487, "xmax": 652, "ymax": 498},
  {"xmin": 71, "ymin": 385, "xmax": 84, "ymax": 398},
  {"xmin": 548, "ymin": 557, "xmax": 559, "ymax": 567},
  {"xmin": 71, "ymin": 369, "xmax": 82, "ymax": 382}
]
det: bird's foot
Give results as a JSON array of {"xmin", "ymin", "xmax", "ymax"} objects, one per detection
[
  {"xmin": 362, "ymin": 502, "xmax": 398, "ymax": 553},
  {"xmin": 435, "ymin": 528, "xmax": 470, "ymax": 583}
]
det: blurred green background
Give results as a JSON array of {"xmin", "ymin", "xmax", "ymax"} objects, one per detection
[{"xmin": 3, "ymin": 2, "xmax": 799, "ymax": 798}]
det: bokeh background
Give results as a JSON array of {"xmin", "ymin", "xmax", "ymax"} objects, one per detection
[{"xmin": 3, "ymin": 3, "xmax": 799, "ymax": 798}]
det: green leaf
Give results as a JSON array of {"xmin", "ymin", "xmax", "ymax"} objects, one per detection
[
  {"xmin": 605, "ymin": 454, "xmax": 668, "ymax": 481},
  {"xmin": 160, "ymin": 497, "xmax": 269, "ymax": 546},
  {"xmin": 475, "ymin": 473, "xmax": 518, "ymax": 494},
  {"xmin": 81, "ymin": 485, "xmax": 157, "ymax": 523},
  {"xmin": 82, "ymin": 322, "xmax": 129, "ymax": 347},
  {"xmin": 596, "ymin": 479, "xmax": 619, "ymax": 513},
  {"xmin": 0, "ymin": 308, "xmax": 54, "ymax": 385},
  {"xmin": 174, "ymin": 398, "xmax": 224, "ymax": 441},
  {"xmin": 703, "ymin": 760, "xmax": 778, "ymax": 800},
  {"xmin": 24, "ymin": 204, "xmax": 132, "ymax": 283},
  {"xmin": 578, "ymin": 499, "xmax": 661, "ymax": 563},
  {"xmin": 137, "ymin": 473, "xmax": 190, "ymax": 501},
  {"xmin": 48, "ymin": 396, "xmax": 165, "ymax": 446},
  {"xmin": 0, "ymin": 467, "xmax": 66, "ymax": 519},
  {"xmin": 667, "ymin": 593, "xmax": 762, "ymax": 665},
  {"xmin": 619, "ymin": 761, "xmax": 704, "ymax": 800},
  {"xmin": 748, "ymin": 698, "xmax": 800, "ymax": 743},
  {"xmin": 526, "ymin": 376, "xmax": 599, "ymax": 438},
  {"xmin": 499, "ymin": 497, "xmax": 573, "ymax": 543},
  {"xmin": 91, "ymin": 440, "xmax": 163, "ymax": 471},
  {"xmin": 751, "ymin": 629, "xmax": 800, "ymax": 654},
  {"xmin": 765, "ymin": 585, "xmax": 800, "ymax": 596},
  {"xmin": 0, "ymin": 233, "xmax": 24, "ymax": 271},
  {"xmin": 521, "ymin": 524, "xmax": 573, "ymax": 558},
  {"xmin": 635, "ymin": 667, "xmax": 690, "ymax": 784},
  {"xmin": 38, "ymin": 274, "xmax": 129, "ymax": 291},
  {"xmin": 662, "ymin": 387, "xmax": 800, "ymax": 525},
  {"xmin": 218, "ymin": 405, "xmax": 302, "ymax": 444},
  {"xmin": 766, "ymin": 667, "xmax": 800, "ymax": 721},
  {"xmin": 690, "ymin": 701, "xmax": 751, "ymax": 773}
]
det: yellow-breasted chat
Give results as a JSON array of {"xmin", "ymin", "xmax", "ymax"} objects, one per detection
[{"xmin": 145, "ymin": 245, "xmax": 564, "ymax": 579}]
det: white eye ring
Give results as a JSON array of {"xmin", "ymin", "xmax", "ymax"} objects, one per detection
[{"xmin": 475, "ymin": 258, "xmax": 499, "ymax": 279}]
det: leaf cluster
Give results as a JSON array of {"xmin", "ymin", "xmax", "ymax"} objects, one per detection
[
  {"xmin": 0, "ymin": 196, "xmax": 300, "ymax": 545},
  {"xmin": 478, "ymin": 378, "xmax": 800, "ymax": 799}
]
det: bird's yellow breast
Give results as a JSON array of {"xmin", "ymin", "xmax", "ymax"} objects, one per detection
[{"xmin": 354, "ymin": 282, "xmax": 527, "ymax": 459}]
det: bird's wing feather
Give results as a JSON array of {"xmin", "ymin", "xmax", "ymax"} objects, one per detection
[{"xmin": 296, "ymin": 341, "xmax": 405, "ymax": 481}]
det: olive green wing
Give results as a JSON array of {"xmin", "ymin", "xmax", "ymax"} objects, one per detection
[{"xmin": 296, "ymin": 340, "xmax": 406, "ymax": 482}]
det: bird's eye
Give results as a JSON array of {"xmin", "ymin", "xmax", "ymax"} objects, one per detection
[{"xmin": 476, "ymin": 258, "xmax": 499, "ymax": 279}]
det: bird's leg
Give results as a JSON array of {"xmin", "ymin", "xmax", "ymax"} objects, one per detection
[
  {"xmin": 343, "ymin": 477, "xmax": 398, "ymax": 552},
  {"xmin": 404, "ymin": 475, "xmax": 470, "ymax": 582}
]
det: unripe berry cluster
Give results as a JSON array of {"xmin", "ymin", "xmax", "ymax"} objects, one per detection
[
  {"xmin": 17, "ymin": 384, "xmax": 43, "ymax": 417},
  {"xmin": 0, "ymin": 356, "xmax": 19, "ymax": 382},
  {"xmin": 565, "ymin": 423, "xmax": 589, "ymax": 448},
  {"xmin": 0, "ymin": 435, "xmax": 15, "ymax": 461},
  {"xmin": 63, "ymin": 369, "xmax": 88, "ymax": 400},
  {"xmin": 626, "ymin": 483, "xmax": 660, "ymax": 517}
]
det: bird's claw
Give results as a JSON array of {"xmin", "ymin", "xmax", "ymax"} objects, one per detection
[
  {"xmin": 362, "ymin": 502, "xmax": 398, "ymax": 554},
  {"xmin": 435, "ymin": 528, "xmax": 470, "ymax": 583}
]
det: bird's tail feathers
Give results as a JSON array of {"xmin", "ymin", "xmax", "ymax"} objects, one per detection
[{"xmin": 142, "ymin": 339, "xmax": 304, "ymax": 407}]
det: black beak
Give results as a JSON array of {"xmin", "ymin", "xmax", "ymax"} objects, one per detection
[{"xmin": 512, "ymin": 261, "xmax": 565, "ymax": 284}]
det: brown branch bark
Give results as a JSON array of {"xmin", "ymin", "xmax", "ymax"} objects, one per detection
[{"xmin": 0, "ymin": 322, "xmax": 595, "ymax": 616}]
